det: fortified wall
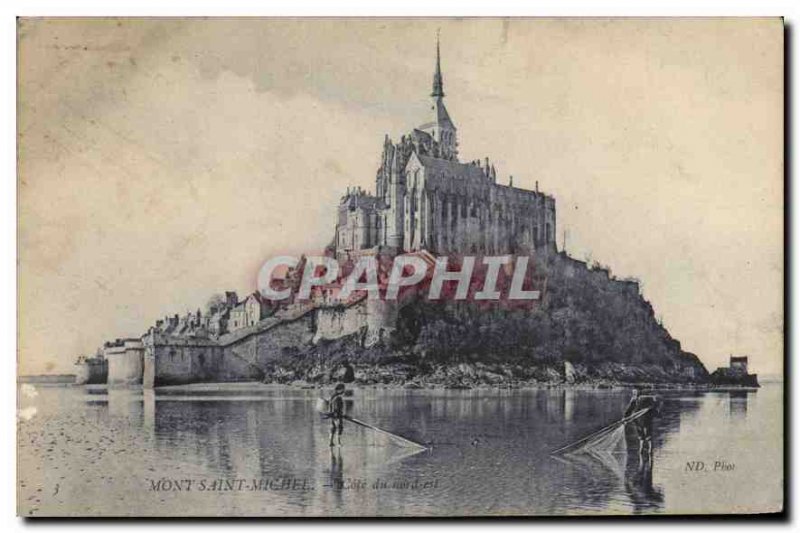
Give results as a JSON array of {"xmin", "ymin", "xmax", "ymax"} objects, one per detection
[
  {"xmin": 73, "ymin": 356, "xmax": 108, "ymax": 385},
  {"xmin": 141, "ymin": 333, "xmax": 225, "ymax": 388},
  {"xmin": 131, "ymin": 297, "xmax": 396, "ymax": 388},
  {"xmin": 313, "ymin": 298, "xmax": 397, "ymax": 347},
  {"xmin": 104, "ymin": 338, "xmax": 145, "ymax": 386}
]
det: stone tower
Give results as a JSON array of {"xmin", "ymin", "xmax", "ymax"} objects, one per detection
[{"xmin": 385, "ymin": 145, "xmax": 405, "ymax": 249}]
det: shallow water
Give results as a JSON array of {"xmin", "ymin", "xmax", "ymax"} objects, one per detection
[{"xmin": 17, "ymin": 382, "xmax": 783, "ymax": 516}]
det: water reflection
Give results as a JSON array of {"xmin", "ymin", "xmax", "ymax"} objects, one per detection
[
  {"xmin": 19, "ymin": 382, "xmax": 776, "ymax": 516},
  {"xmin": 552, "ymin": 424, "xmax": 664, "ymax": 513},
  {"xmin": 327, "ymin": 447, "xmax": 344, "ymax": 507},
  {"xmin": 142, "ymin": 387, "xmax": 707, "ymax": 514},
  {"xmin": 143, "ymin": 389, "xmax": 155, "ymax": 430},
  {"xmin": 564, "ymin": 389, "xmax": 576, "ymax": 422},
  {"xmin": 107, "ymin": 388, "xmax": 143, "ymax": 422},
  {"xmin": 624, "ymin": 452, "xmax": 663, "ymax": 513},
  {"xmin": 728, "ymin": 390, "xmax": 749, "ymax": 419}
]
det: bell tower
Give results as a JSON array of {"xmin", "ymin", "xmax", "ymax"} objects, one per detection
[{"xmin": 427, "ymin": 34, "xmax": 458, "ymax": 161}]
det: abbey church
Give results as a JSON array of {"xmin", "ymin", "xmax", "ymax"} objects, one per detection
[{"xmin": 333, "ymin": 39, "xmax": 557, "ymax": 260}]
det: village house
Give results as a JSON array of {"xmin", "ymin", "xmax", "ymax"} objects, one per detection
[{"xmin": 228, "ymin": 292, "xmax": 271, "ymax": 332}]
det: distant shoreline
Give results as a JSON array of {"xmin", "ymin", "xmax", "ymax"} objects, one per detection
[
  {"xmin": 159, "ymin": 381, "xmax": 768, "ymax": 392},
  {"xmin": 17, "ymin": 379, "xmax": 770, "ymax": 394},
  {"xmin": 18, "ymin": 374, "xmax": 75, "ymax": 384}
]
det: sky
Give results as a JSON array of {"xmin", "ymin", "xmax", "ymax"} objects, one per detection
[{"xmin": 18, "ymin": 18, "xmax": 783, "ymax": 375}]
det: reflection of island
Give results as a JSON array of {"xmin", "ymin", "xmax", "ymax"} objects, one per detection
[
  {"xmin": 143, "ymin": 389, "xmax": 155, "ymax": 430},
  {"xmin": 107, "ymin": 388, "xmax": 144, "ymax": 421},
  {"xmin": 728, "ymin": 390, "xmax": 751, "ymax": 418}
]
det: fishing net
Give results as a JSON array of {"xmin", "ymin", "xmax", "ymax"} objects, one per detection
[
  {"xmin": 356, "ymin": 424, "xmax": 401, "ymax": 448},
  {"xmin": 551, "ymin": 408, "xmax": 649, "ymax": 456},
  {"xmin": 576, "ymin": 423, "xmax": 627, "ymax": 454}
]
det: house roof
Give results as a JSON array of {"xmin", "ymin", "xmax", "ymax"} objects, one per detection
[
  {"xmin": 234, "ymin": 292, "xmax": 265, "ymax": 309},
  {"xmin": 210, "ymin": 308, "xmax": 228, "ymax": 321}
]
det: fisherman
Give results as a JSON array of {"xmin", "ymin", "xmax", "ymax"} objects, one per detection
[
  {"xmin": 328, "ymin": 383, "xmax": 346, "ymax": 447},
  {"xmin": 624, "ymin": 389, "xmax": 659, "ymax": 457}
]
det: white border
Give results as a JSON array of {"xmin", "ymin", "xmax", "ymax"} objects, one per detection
[{"xmin": 4, "ymin": 1, "xmax": 795, "ymax": 531}]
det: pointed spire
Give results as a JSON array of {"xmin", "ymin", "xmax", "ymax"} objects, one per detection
[{"xmin": 431, "ymin": 30, "xmax": 445, "ymax": 98}]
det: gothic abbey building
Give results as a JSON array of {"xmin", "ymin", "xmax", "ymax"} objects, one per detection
[
  {"xmin": 333, "ymin": 41, "xmax": 557, "ymax": 260},
  {"xmin": 86, "ymin": 40, "xmax": 714, "ymax": 390}
]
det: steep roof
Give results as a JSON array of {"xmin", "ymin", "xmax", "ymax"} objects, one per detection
[
  {"xmin": 417, "ymin": 154, "xmax": 486, "ymax": 181},
  {"xmin": 434, "ymin": 99, "xmax": 455, "ymax": 130},
  {"xmin": 418, "ymin": 99, "xmax": 456, "ymax": 132},
  {"xmin": 210, "ymin": 307, "xmax": 229, "ymax": 321},
  {"xmin": 234, "ymin": 291, "xmax": 267, "ymax": 308}
]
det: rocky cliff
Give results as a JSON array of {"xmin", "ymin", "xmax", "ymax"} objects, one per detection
[{"xmin": 256, "ymin": 252, "xmax": 709, "ymax": 387}]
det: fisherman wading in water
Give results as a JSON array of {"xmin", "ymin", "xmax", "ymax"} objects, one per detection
[
  {"xmin": 327, "ymin": 383, "xmax": 346, "ymax": 447},
  {"xmin": 624, "ymin": 389, "xmax": 659, "ymax": 457}
]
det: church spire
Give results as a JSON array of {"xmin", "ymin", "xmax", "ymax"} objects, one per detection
[
  {"xmin": 431, "ymin": 32, "xmax": 445, "ymax": 98},
  {"xmin": 422, "ymin": 30, "xmax": 457, "ymax": 161}
]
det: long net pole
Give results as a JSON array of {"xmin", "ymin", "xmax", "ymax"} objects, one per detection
[{"xmin": 345, "ymin": 416, "xmax": 428, "ymax": 450}]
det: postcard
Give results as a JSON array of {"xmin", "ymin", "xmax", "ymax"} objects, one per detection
[{"xmin": 17, "ymin": 17, "xmax": 784, "ymax": 517}]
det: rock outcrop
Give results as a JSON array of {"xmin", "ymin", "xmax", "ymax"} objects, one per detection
[{"xmin": 255, "ymin": 252, "xmax": 709, "ymax": 387}]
